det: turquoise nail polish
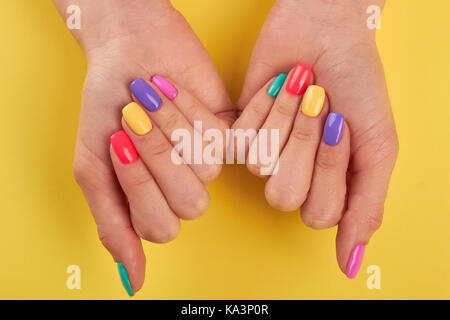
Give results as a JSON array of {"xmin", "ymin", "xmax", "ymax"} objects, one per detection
[
  {"xmin": 267, "ymin": 73, "xmax": 287, "ymax": 97},
  {"xmin": 117, "ymin": 263, "xmax": 134, "ymax": 297}
]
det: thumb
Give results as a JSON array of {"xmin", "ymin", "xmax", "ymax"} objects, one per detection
[{"xmin": 336, "ymin": 132, "xmax": 398, "ymax": 279}]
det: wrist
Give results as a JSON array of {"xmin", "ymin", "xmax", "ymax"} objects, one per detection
[
  {"xmin": 275, "ymin": 0, "xmax": 385, "ymax": 39},
  {"xmin": 54, "ymin": 0, "xmax": 173, "ymax": 56}
]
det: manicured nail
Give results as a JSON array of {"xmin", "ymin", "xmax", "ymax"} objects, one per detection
[
  {"xmin": 122, "ymin": 102, "xmax": 152, "ymax": 135},
  {"xmin": 130, "ymin": 78, "xmax": 162, "ymax": 111},
  {"xmin": 110, "ymin": 130, "xmax": 138, "ymax": 164},
  {"xmin": 323, "ymin": 112, "xmax": 344, "ymax": 146},
  {"xmin": 345, "ymin": 244, "xmax": 365, "ymax": 279},
  {"xmin": 302, "ymin": 85, "xmax": 325, "ymax": 117},
  {"xmin": 117, "ymin": 263, "xmax": 134, "ymax": 297},
  {"xmin": 267, "ymin": 73, "xmax": 287, "ymax": 97},
  {"xmin": 151, "ymin": 75, "xmax": 178, "ymax": 100},
  {"xmin": 286, "ymin": 64, "xmax": 311, "ymax": 95}
]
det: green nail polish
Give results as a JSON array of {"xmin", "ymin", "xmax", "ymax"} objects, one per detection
[
  {"xmin": 117, "ymin": 263, "xmax": 134, "ymax": 297},
  {"xmin": 267, "ymin": 73, "xmax": 287, "ymax": 97}
]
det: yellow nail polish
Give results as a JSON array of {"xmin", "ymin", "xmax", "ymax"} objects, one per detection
[
  {"xmin": 122, "ymin": 102, "xmax": 152, "ymax": 135},
  {"xmin": 302, "ymin": 85, "xmax": 325, "ymax": 117}
]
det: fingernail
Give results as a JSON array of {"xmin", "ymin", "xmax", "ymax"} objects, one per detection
[
  {"xmin": 302, "ymin": 85, "xmax": 325, "ymax": 117},
  {"xmin": 130, "ymin": 78, "xmax": 162, "ymax": 111},
  {"xmin": 323, "ymin": 112, "xmax": 344, "ymax": 146},
  {"xmin": 286, "ymin": 64, "xmax": 311, "ymax": 95},
  {"xmin": 122, "ymin": 102, "xmax": 152, "ymax": 135},
  {"xmin": 110, "ymin": 130, "xmax": 138, "ymax": 164},
  {"xmin": 117, "ymin": 263, "xmax": 134, "ymax": 297},
  {"xmin": 346, "ymin": 244, "xmax": 365, "ymax": 279},
  {"xmin": 151, "ymin": 75, "xmax": 178, "ymax": 100},
  {"xmin": 267, "ymin": 73, "xmax": 287, "ymax": 97}
]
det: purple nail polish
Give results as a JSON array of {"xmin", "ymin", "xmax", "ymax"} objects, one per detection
[
  {"xmin": 130, "ymin": 78, "xmax": 162, "ymax": 111},
  {"xmin": 323, "ymin": 112, "xmax": 344, "ymax": 146}
]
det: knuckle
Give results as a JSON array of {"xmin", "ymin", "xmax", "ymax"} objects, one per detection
[
  {"xmin": 301, "ymin": 206, "xmax": 342, "ymax": 230},
  {"xmin": 163, "ymin": 110, "xmax": 182, "ymax": 131},
  {"xmin": 301, "ymin": 210, "xmax": 340, "ymax": 229},
  {"xmin": 248, "ymin": 103, "xmax": 268, "ymax": 119},
  {"xmin": 359, "ymin": 129, "xmax": 399, "ymax": 168},
  {"xmin": 363, "ymin": 205, "xmax": 384, "ymax": 231},
  {"xmin": 97, "ymin": 225, "xmax": 132, "ymax": 251},
  {"xmin": 72, "ymin": 160, "xmax": 93, "ymax": 187},
  {"xmin": 183, "ymin": 101, "xmax": 201, "ymax": 120},
  {"xmin": 135, "ymin": 222, "xmax": 180, "ymax": 244},
  {"xmin": 301, "ymin": 191, "xmax": 346, "ymax": 229},
  {"xmin": 315, "ymin": 151, "xmax": 338, "ymax": 171},
  {"xmin": 265, "ymin": 183, "xmax": 305, "ymax": 212},
  {"xmin": 128, "ymin": 173, "xmax": 154, "ymax": 189},
  {"xmin": 275, "ymin": 103, "xmax": 295, "ymax": 118},
  {"xmin": 180, "ymin": 189, "xmax": 210, "ymax": 219},
  {"xmin": 198, "ymin": 164, "xmax": 222, "ymax": 184},
  {"xmin": 376, "ymin": 134, "xmax": 399, "ymax": 164},
  {"xmin": 291, "ymin": 127, "xmax": 315, "ymax": 143},
  {"xmin": 99, "ymin": 233, "xmax": 114, "ymax": 250},
  {"xmin": 246, "ymin": 162, "xmax": 264, "ymax": 178},
  {"xmin": 148, "ymin": 141, "xmax": 171, "ymax": 157}
]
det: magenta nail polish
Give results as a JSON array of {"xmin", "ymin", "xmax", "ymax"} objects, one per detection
[{"xmin": 345, "ymin": 244, "xmax": 365, "ymax": 279}]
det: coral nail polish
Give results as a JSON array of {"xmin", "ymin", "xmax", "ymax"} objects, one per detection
[
  {"xmin": 110, "ymin": 130, "xmax": 138, "ymax": 164},
  {"xmin": 151, "ymin": 75, "xmax": 178, "ymax": 100},
  {"xmin": 323, "ymin": 112, "xmax": 344, "ymax": 146},
  {"xmin": 346, "ymin": 244, "xmax": 365, "ymax": 279},
  {"xmin": 267, "ymin": 73, "xmax": 287, "ymax": 97},
  {"xmin": 117, "ymin": 263, "xmax": 134, "ymax": 297},
  {"xmin": 286, "ymin": 64, "xmax": 311, "ymax": 95},
  {"xmin": 130, "ymin": 78, "xmax": 162, "ymax": 111}
]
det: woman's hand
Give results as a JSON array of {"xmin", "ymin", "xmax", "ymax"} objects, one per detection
[
  {"xmin": 53, "ymin": 0, "xmax": 234, "ymax": 295},
  {"xmin": 237, "ymin": 0, "xmax": 398, "ymax": 278}
]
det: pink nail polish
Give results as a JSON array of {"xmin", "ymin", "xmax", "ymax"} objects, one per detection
[
  {"xmin": 151, "ymin": 75, "xmax": 178, "ymax": 100},
  {"xmin": 345, "ymin": 244, "xmax": 365, "ymax": 279}
]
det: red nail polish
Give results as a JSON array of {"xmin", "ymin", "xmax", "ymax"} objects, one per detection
[
  {"xmin": 286, "ymin": 64, "xmax": 311, "ymax": 95},
  {"xmin": 111, "ymin": 130, "xmax": 138, "ymax": 164}
]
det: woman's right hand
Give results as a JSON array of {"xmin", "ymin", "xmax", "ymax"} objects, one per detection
[{"xmin": 53, "ymin": 0, "xmax": 234, "ymax": 295}]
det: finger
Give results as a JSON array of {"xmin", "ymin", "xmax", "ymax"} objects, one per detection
[
  {"xmin": 265, "ymin": 86, "xmax": 329, "ymax": 211},
  {"xmin": 121, "ymin": 115, "xmax": 209, "ymax": 220},
  {"xmin": 230, "ymin": 75, "xmax": 284, "ymax": 160},
  {"xmin": 300, "ymin": 117, "xmax": 350, "ymax": 228},
  {"xmin": 247, "ymin": 64, "xmax": 314, "ymax": 177},
  {"xmin": 150, "ymin": 75, "xmax": 230, "ymax": 133},
  {"xmin": 73, "ymin": 140, "xmax": 145, "ymax": 296},
  {"xmin": 110, "ymin": 131, "xmax": 180, "ymax": 244},
  {"xmin": 130, "ymin": 78, "xmax": 223, "ymax": 184},
  {"xmin": 151, "ymin": 75, "xmax": 230, "ymax": 181},
  {"xmin": 336, "ymin": 130, "xmax": 398, "ymax": 278}
]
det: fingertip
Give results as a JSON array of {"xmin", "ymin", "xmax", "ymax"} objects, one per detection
[{"xmin": 117, "ymin": 235, "xmax": 147, "ymax": 295}]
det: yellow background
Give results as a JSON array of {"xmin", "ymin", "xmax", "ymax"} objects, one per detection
[{"xmin": 0, "ymin": 0, "xmax": 449, "ymax": 299}]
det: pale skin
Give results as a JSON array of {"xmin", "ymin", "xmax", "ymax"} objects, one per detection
[
  {"xmin": 54, "ymin": 0, "xmax": 398, "ymax": 294},
  {"xmin": 53, "ymin": 0, "xmax": 234, "ymax": 293}
]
